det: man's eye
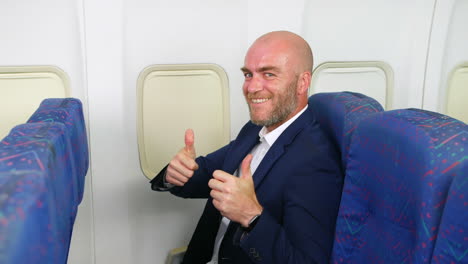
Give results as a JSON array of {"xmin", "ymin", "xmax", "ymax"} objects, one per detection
[
  {"xmin": 244, "ymin": 73, "xmax": 252, "ymax": 78},
  {"xmin": 265, "ymin": 73, "xmax": 275, "ymax": 77}
]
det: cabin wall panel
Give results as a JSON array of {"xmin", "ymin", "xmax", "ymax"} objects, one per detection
[
  {"xmin": 0, "ymin": 0, "xmax": 88, "ymax": 101},
  {"xmin": 302, "ymin": 0, "xmax": 435, "ymax": 109},
  {"xmin": 424, "ymin": 0, "xmax": 468, "ymax": 116},
  {"xmin": 83, "ymin": 0, "xmax": 134, "ymax": 263}
]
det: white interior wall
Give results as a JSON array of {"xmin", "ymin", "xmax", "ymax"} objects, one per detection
[
  {"xmin": 424, "ymin": 0, "xmax": 468, "ymax": 113},
  {"xmin": 83, "ymin": 0, "xmax": 131, "ymax": 263},
  {"xmin": 0, "ymin": 0, "xmax": 87, "ymax": 101},
  {"xmin": 302, "ymin": 0, "xmax": 435, "ymax": 110}
]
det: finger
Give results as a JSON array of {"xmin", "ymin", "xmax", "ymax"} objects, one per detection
[
  {"xmin": 165, "ymin": 171, "xmax": 186, "ymax": 186},
  {"xmin": 167, "ymin": 166, "xmax": 191, "ymax": 184},
  {"xmin": 212, "ymin": 170, "xmax": 234, "ymax": 183},
  {"xmin": 184, "ymin": 129, "xmax": 196, "ymax": 158},
  {"xmin": 240, "ymin": 154, "xmax": 253, "ymax": 179},
  {"xmin": 167, "ymin": 177, "xmax": 184, "ymax": 186},
  {"xmin": 210, "ymin": 189, "xmax": 223, "ymax": 201},
  {"xmin": 208, "ymin": 178, "xmax": 223, "ymax": 191},
  {"xmin": 170, "ymin": 158, "xmax": 195, "ymax": 177},
  {"xmin": 212, "ymin": 199, "xmax": 224, "ymax": 215},
  {"xmin": 177, "ymin": 153, "xmax": 199, "ymax": 171}
]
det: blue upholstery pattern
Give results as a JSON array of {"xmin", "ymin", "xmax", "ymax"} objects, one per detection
[
  {"xmin": 0, "ymin": 98, "xmax": 88, "ymax": 263},
  {"xmin": 28, "ymin": 98, "xmax": 89, "ymax": 202},
  {"xmin": 1, "ymin": 123, "xmax": 78, "ymax": 217},
  {"xmin": 309, "ymin": 92, "xmax": 384, "ymax": 170},
  {"xmin": 0, "ymin": 170, "xmax": 62, "ymax": 264},
  {"xmin": 0, "ymin": 123, "xmax": 76, "ymax": 263},
  {"xmin": 331, "ymin": 109, "xmax": 467, "ymax": 263},
  {"xmin": 432, "ymin": 163, "xmax": 468, "ymax": 263}
]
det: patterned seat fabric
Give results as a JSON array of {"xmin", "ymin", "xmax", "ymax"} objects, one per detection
[
  {"xmin": 28, "ymin": 98, "xmax": 89, "ymax": 202},
  {"xmin": 331, "ymin": 109, "xmax": 467, "ymax": 263},
  {"xmin": 0, "ymin": 98, "xmax": 89, "ymax": 263},
  {"xmin": 0, "ymin": 123, "xmax": 76, "ymax": 264},
  {"xmin": 432, "ymin": 161, "xmax": 467, "ymax": 263},
  {"xmin": 309, "ymin": 92, "xmax": 384, "ymax": 171},
  {"xmin": 0, "ymin": 170, "xmax": 63, "ymax": 264}
]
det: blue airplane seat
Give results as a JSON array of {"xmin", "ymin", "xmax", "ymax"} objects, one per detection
[
  {"xmin": 28, "ymin": 98, "xmax": 89, "ymax": 203},
  {"xmin": 0, "ymin": 122, "xmax": 78, "ymax": 263},
  {"xmin": 331, "ymin": 109, "xmax": 467, "ymax": 263},
  {"xmin": 432, "ymin": 161, "xmax": 468, "ymax": 263},
  {"xmin": 0, "ymin": 170, "xmax": 63, "ymax": 264},
  {"xmin": 308, "ymin": 92, "xmax": 384, "ymax": 171}
]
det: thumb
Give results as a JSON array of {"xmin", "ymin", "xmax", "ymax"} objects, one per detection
[
  {"xmin": 240, "ymin": 154, "xmax": 253, "ymax": 179},
  {"xmin": 184, "ymin": 129, "xmax": 196, "ymax": 158}
]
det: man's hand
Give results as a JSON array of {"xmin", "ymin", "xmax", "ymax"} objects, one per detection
[
  {"xmin": 209, "ymin": 154, "xmax": 263, "ymax": 227},
  {"xmin": 166, "ymin": 129, "xmax": 199, "ymax": 186}
]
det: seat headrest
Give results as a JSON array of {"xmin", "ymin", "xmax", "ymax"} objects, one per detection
[{"xmin": 309, "ymin": 91, "xmax": 384, "ymax": 169}]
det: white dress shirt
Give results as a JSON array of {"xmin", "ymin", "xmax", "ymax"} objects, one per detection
[{"xmin": 207, "ymin": 105, "xmax": 308, "ymax": 263}]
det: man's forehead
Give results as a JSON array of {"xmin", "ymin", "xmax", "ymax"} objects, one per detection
[{"xmin": 245, "ymin": 44, "xmax": 290, "ymax": 62}]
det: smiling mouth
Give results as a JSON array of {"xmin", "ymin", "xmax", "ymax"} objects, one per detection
[{"xmin": 251, "ymin": 98, "xmax": 270, "ymax": 104}]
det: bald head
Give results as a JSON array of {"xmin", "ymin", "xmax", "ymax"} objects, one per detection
[
  {"xmin": 249, "ymin": 31, "xmax": 313, "ymax": 74},
  {"xmin": 242, "ymin": 31, "xmax": 314, "ymax": 131}
]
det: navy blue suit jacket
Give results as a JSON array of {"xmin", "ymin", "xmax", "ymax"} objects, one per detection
[{"xmin": 151, "ymin": 106, "xmax": 343, "ymax": 264}]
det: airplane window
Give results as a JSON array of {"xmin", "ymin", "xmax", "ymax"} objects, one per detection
[
  {"xmin": 137, "ymin": 64, "xmax": 230, "ymax": 179},
  {"xmin": 0, "ymin": 66, "xmax": 70, "ymax": 140},
  {"xmin": 310, "ymin": 62, "xmax": 393, "ymax": 109},
  {"xmin": 446, "ymin": 63, "xmax": 468, "ymax": 123}
]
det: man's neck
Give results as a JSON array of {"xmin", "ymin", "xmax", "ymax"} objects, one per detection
[{"xmin": 266, "ymin": 104, "xmax": 308, "ymax": 132}]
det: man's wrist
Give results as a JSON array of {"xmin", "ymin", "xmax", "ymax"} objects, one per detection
[
  {"xmin": 243, "ymin": 205, "xmax": 263, "ymax": 228},
  {"xmin": 243, "ymin": 213, "xmax": 261, "ymax": 232}
]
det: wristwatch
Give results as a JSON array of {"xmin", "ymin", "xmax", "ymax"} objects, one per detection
[{"xmin": 244, "ymin": 214, "xmax": 261, "ymax": 232}]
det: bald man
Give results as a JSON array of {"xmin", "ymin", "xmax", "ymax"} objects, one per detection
[{"xmin": 151, "ymin": 31, "xmax": 343, "ymax": 264}]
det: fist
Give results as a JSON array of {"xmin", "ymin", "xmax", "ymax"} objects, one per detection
[
  {"xmin": 166, "ymin": 129, "xmax": 199, "ymax": 186},
  {"xmin": 208, "ymin": 155, "xmax": 262, "ymax": 227}
]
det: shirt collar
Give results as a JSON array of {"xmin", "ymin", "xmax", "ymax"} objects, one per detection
[{"xmin": 258, "ymin": 105, "xmax": 308, "ymax": 146}]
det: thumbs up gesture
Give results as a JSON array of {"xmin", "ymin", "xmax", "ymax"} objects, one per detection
[
  {"xmin": 209, "ymin": 154, "xmax": 263, "ymax": 227},
  {"xmin": 184, "ymin": 128, "xmax": 197, "ymax": 159},
  {"xmin": 166, "ymin": 129, "xmax": 199, "ymax": 186}
]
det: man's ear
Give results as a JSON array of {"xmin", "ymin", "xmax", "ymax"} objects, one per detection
[{"xmin": 297, "ymin": 71, "xmax": 312, "ymax": 95}]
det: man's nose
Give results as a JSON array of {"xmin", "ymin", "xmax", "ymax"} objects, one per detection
[{"xmin": 247, "ymin": 76, "xmax": 262, "ymax": 93}]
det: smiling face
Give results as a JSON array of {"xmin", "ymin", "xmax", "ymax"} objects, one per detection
[{"xmin": 242, "ymin": 32, "xmax": 312, "ymax": 131}]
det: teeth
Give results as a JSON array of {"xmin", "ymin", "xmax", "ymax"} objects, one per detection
[{"xmin": 251, "ymin": 98, "xmax": 269, "ymax": 103}]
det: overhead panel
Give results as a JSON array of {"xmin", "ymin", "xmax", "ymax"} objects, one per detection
[
  {"xmin": 310, "ymin": 62, "xmax": 393, "ymax": 109},
  {"xmin": 137, "ymin": 64, "xmax": 230, "ymax": 179},
  {"xmin": 0, "ymin": 66, "xmax": 70, "ymax": 140}
]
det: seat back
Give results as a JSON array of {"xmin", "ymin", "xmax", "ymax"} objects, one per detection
[
  {"xmin": 0, "ymin": 123, "xmax": 75, "ymax": 264},
  {"xmin": 331, "ymin": 109, "xmax": 467, "ymax": 263},
  {"xmin": 432, "ymin": 162, "xmax": 468, "ymax": 263},
  {"xmin": 0, "ymin": 98, "xmax": 89, "ymax": 264},
  {"xmin": 28, "ymin": 98, "xmax": 89, "ymax": 202},
  {"xmin": 309, "ymin": 92, "xmax": 384, "ymax": 170}
]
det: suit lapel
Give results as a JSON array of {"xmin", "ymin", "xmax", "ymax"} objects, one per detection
[
  {"xmin": 252, "ymin": 107, "xmax": 314, "ymax": 188},
  {"xmin": 221, "ymin": 106, "xmax": 314, "ymax": 188},
  {"xmin": 223, "ymin": 124, "xmax": 261, "ymax": 174}
]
